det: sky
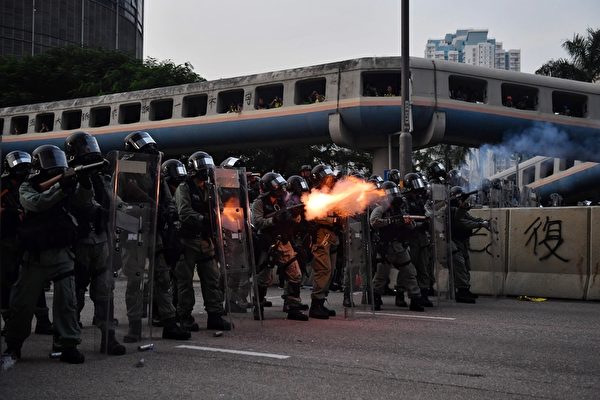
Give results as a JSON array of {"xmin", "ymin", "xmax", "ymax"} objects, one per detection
[{"xmin": 144, "ymin": 0, "xmax": 600, "ymax": 81}]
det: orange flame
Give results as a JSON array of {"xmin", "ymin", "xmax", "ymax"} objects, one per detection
[
  {"xmin": 301, "ymin": 176, "xmax": 385, "ymax": 220},
  {"xmin": 221, "ymin": 198, "xmax": 243, "ymax": 231}
]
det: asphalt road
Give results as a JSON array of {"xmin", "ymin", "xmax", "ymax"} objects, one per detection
[{"xmin": 1, "ymin": 284, "xmax": 599, "ymax": 400}]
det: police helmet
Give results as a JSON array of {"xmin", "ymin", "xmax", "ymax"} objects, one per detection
[
  {"xmin": 124, "ymin": 131, "xmax": 157, "ymax": 153},
  {"xmin": 2, "ymin": 150, "xmax": 32, "ymax": 178},
  {"xmin": 387, "ymin": 169, "xmax": 401, "ymax": 184},
  {"xmin": 260, "ymin": 172, "xmax": 287, "ymax": 197},
  {"xmin": 64, "ymin": 131, "xmax": 102, "ymax": 166},
  {"xmin": 449, "ymin": 186, "xmax": 465, "ymax": 199},
  {"xmin": 427, "ymin": 161, "xmax": 447, "ymax": 181},
  {"xmin": 287, "ymin": 175, "xmax": 310, "ymax": 196},
  {"xmin": 161, "ymin": 159, "xmax": 187, "ymax": 185},
  {"xmin": 311, "ymin": 164, "xmax": 336, "ymax": 188},
  {"xmin": 403, "ymin": 172, "xmax": 427, "ymax": 192},
  {"xmin": 368, "ymin": 174, "xmax": 384, "ymax": 189},
  {"xmin": 29, "ymin": 145, "xmax": 68, "ymax": 179},
  {"xmin": 220, "ymin": 156, "xmax": 244, "ymax": 168},
  {"xmin": 187, "ymin": 151, "xmax": 215, "ymax": 181},
  {"xmin": 381, "ymin": 181, "xmax": 402, "ymax": 202}
]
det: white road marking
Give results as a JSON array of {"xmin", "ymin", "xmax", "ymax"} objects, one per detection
[
  {"xmin": 176, "ymin": 345, "xmax": 290, "ymax": 360},
  {"xmin": 355, "ymin": 311, "xmax": 456, "ymax": 321}
]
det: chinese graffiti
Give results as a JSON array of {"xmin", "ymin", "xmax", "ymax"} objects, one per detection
[
  {"xmin": 244, "ymin": 93, "xmax": 252, "ymax": 106},
  {"xmin": 208, "ymin": 97, "xmax": 216, "ymax": 110},
  {"xmin": 524, "ymin": 216, "xmax": 570, "ymax": 262}
]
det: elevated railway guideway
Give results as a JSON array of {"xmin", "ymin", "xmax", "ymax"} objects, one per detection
[{"xmin": 2, "ymin": 57, "xmax": 600, "ymax": 173}]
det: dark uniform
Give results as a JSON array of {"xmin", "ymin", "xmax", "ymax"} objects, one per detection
[
  {"xmin": 4, "ymin": 145, "xmax": 89, "ymax": 363},
  {"xmin": 175, "ymin": 151, "xmax": 231, "ymax": 331}
]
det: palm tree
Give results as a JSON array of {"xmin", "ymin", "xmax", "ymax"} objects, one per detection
[{"xmin": 536, "ymin": 28, "xmax": 600, "ymax": 82}]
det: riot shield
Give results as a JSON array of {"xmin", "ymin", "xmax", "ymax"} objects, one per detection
[
  {"xmin": 343, "ymin": 213, "xmax": 375, "ymax": 318},
  {"xmin": 106, "ymin": 151, "xmax": 160, "ymax": 350},
  {"xmin": 430, "ymin": 183, "xmax": 452, "ymax": 302},
  {"xmin": 213, "ymin": 167, "xmax": 259, "ymax": 326}
]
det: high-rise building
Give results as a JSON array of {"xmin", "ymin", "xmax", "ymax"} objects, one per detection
[
  {"xmin": 424, "ymin": 29, "xmax": 520, "ymax": 72},
  {"xmin": 0, "ymin": 0, "xmax": 144, "ymax": 59}
]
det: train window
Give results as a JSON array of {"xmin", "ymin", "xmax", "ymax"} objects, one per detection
[
  {"xmin": 35, "ymin": 113, "xmax": 54, "ymax": 133},
  {"xmin": 501, "ymin": 83, "xmax": 538, "ymax": 110},
  {"xmin": 540, "ymin": 159, "xmax": 554, "ymax": 178},
  {"xmin": 362, "ymin": 72, "xmax": 401, "ymax": 97},
  {"xmin": 552, "ymin": 91, "xmax": 587, "ymax": 118},
  {"xmin": 62, "ymin": 110, "xmax": 82, "ymax": 130},
  {"xmin": 522, "ymin": 166, "xmax": 535, "ymax": 185},
  {"xmin": 182, "ymin": 94, "xmax": 207, "ymax": 117},
  {"xmin": 150, "ymin": 99, "xmax": 173, "ymax": 121},
  {"xmin": 119, "ymin": 103, "xmax": 141, "ymax": 124},
  {"xmin": 0, "ymin": 118, "xmax": 3, "ymax": 135},
  {"xmin": 565, "ymin": 159, "xmax": 575, "ymax": 169},
  {"xmin": 295, "ymin": 78, "xmax": 326, "ymax": 105},
  {"xmin": 218, "ymin": 89, "xmax": 244, "ymax": 114},
  {"xmin": 255, "ymin": 84, "xmax": 284, "ymax": 109},
  {"xmin": 449, "ymin": 75, "xmax": 487, "ymax": 103},
  {"xmin": 90, "ymin": 106, "xmax": 111, "ymax": 127},
  {"xmin": 10, "ymin": 116, "xmax": 29, "ymax": 135}
]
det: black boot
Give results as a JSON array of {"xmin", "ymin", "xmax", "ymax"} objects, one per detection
[
  {"xmin": 123, "ymin": 320, "xmax": 142, "ymax": 343},
  {"xmin": 343, "ymin": 290, "xmax": 354, "ymax": 308},
  {"xmin": 420, "ymin": 289, "xmax": 434, "ymax": 307},
  {"xmin": 322, "ymin": 300, "xmax": 336, "ymax": 317},
  {"xmin": 286, "ymin": 304, "xmax": 309, "ymax": 321},
  {"xmin": 59, "ymin": 347, "xmax": 85, "ymax": 364},
  {"xmin": 179, "ymin": 315, "xmax": 200, "ymax": 332},
  {"xmin": 101, "ymin": 330, "xmax": 126, "ymax": 355},
  {"xmin": 456, "ymin": 288, "xmax": 476, "ymax": 304},
  {"xmin": 308, "ymin": 299, "xmax": 329, "ymax": 319},
  {"xmin": 34, "ymin": 314, "xmax": 53, "ymax": 335},
  {"xmin": 207, "ymin": 313, "xmax": 233, "ymax": 331},
  {"xmin": 162, "ymin": 318, "xmax": 191, "ymax": 340},
  {"xmin": 228, "ymin": 301, "xmax": 248, "ymax": 314},
  {"xmin": 465, "ymin": 289, "xmax": 479, "ymax": 299},
  {"xmin": 373, "ymin": 293, "xmax": 383, "ymax": 311},
  {"xmin": 409, "ymin": 297, "xmax": 425, "ymax": 312},
  {"xmin": 394, "ymin": 290, "xmax": 408, "ymax": 307}
]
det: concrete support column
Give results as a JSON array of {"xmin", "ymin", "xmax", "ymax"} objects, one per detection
[{"xmin": 372, "ymin": 147, "xmax": 397, "ymax": 177}]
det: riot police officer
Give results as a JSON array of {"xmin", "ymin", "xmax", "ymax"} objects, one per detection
[
  {"xmin": 65, "ymin": 132, "xmax": 126, "ymax": 355},
  {"xmin": 308, "ymin": 164, "xmax": 339, "ymax": 319},
  {"xmin": 402, "ymin": 172, "xmax": 434, "ymax": 307},
  {"xmin": 426, "ymin": 161, "xmax": 448, "ymax": 185},
  {"xmin": 120, "ymin": 131, "xmax": 191, "ymax": 341},
  {"xmin": 449, "ymin": 186, "xmax": 489, "ymax": 304},
  {"xmin": 3, "ymin": 145, "xmax": 90, "ymax": 363},
  {"xmin": 175, "ymin": 151, "xmax": 231, "ymax": 331},
  {"xmin": 387, "ymin": 169, "xmax": 401, "ymax": 185},
  {"xmin": 370, "ymin": 181, "xmax": 426, "ymax": 312},
  {"xmin": 1, "ymin": 151, "xmax": 54, "ymax": 337},
  {"xmin": 252, "ymin": 172, "xmax": 309, "ymax": 321}
]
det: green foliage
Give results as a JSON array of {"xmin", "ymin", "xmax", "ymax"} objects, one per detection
[
  {"xmin": 0, "ymin": 46, "xmax": 203, "ymax": 108},
  {"xmin": 536, "ymin": 28, "xmax": 600, "ymax": 82},
  {"xmin": 209, "ymin": 144, "xmax": 373, "ymax": 177},
  {"xmin": 412, "ymin": 144, "xmax": 471, "ymax": 173}
]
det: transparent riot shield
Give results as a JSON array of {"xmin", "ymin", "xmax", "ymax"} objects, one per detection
[
  {"xmin": 343, "ymin": 213, "xmax": 375, "ymax": 318},
  {"xmin": 430, "ymin": 183, "xmax": 452, "ymax": 302},
  {"xmin": 106, "ymin": 151, "xmax": 160, "ymax": 351},
  {"xmin": 213, "ymin": 167, "xmax": 259, "ymax": 327}
]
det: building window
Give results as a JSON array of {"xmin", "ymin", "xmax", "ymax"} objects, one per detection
[
  {"xmin": 362, "ymin": 72, "xmax": 401, "ymax": 97},
  {"xmin": 62, "ymin": 110, "xmax": 82, "ymax": 130},
  {"xmin": 552, "ymin": 91, "xmax": 587, "ymax": 118},
  {"xmin": 119, "ymin": 103, "xmax": 141, "ymax": 124},
  {"xmin": 295, "ymin": 78, "xmax": 326, "ymax": 104},
  {"xmin": 501, "ymin": 83, "xmax": 538, "ymax": 110},
  {"xmin": 35, "ymin": 113, "xmax": 54, "ymax": 133},
  {"xmin": 182, "ymin": 94, "xmax": 207, "ymax": 117},
  {"xmin": 449, "ymin": 75, "xmax": 487, "ymax": 103},
  {"xmin": 540, "ymin": 159, "xmax": 554, "ymax": 178},
  {"xmin": 10, "ymin": 116, "xmax": 28, "ymax": 135},
  {"xmin": 522, "ymin": 166, "xmax": 535, "ymax": 185},
  {"xmin": 255, "ymin": 84, "xmax": 284, "ymax": 109},
  {"xmin": 217, "ymin": 89, "xmax": 244, "ymax": 114},
  {"xmin": 90, "ymin": 106, "xmax": 111, "ymax": 127},
  {"xmin": 149, "ymin": 99, "xmax": 173, "ymax": 121}
]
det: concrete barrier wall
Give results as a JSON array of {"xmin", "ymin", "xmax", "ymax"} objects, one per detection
[{"xmin": 469, "ymin": 207, "xmax": 596, "ymax": 300}]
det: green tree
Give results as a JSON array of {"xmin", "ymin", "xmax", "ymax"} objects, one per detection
[
  {"xmin": 412, "ymin": 144, "xmax": 471, "ymax": 173},
  {"xmin": 0, "ymin": 46, "xmax": 203, "ymax": 108},
  {"xmin": 536, "ymin": 28, "xmax": 600, "ymax": 82}
]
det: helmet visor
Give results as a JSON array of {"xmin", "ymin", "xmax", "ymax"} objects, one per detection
[
  {"xmin": 385, "ymin": 186, "xmax": 401, "ymax": 197},
  {"xmin": 6, "ymin": 151, "xmax": 32, "ymax": 168},
  {"xmin": 410, "ymin": 177, "xmax": 427, "ymax": 190},
  {"xmin": 129, "ymin": 133, "xmax": 156, "ymax": 150},
  {"xmin": 38, "ymin": 149, "xmax": 68, "ymax": 170},
  {"xmin": 190, "ymin": 156, "xmax": 215, "ymax": 171}
]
